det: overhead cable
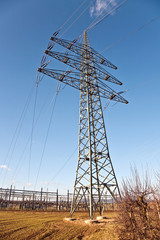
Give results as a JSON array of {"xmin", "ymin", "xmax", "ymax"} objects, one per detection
[
  {"xmin": 60, "ymin": 0, "xmax": 89, "ymax": 30},
  {"xmin": 34, "ymin": 86, "xmax": 59, "ymax": 190},
  {"xmin": 1, "ymin": 83, "xmax": 35, "ymax": 187},
  {"xmin": 46, "ymin": 147, "xmax": 78, "ymax": 187},
  {"xmin": 86, "ymin": 0, "xmax": 128, "ymax": 32},
  {"xmin": 10, "ymin": 86, "xmax": 59, "ymax": 183},
  {"xmin": 87, "ymin": 0, "xmax": 120, "ymax": 31},
  {"xmin": 100, "ymin": 15, "xmax": 160, "ymax": 53},
  {"xmin": 28, "ymin": 83, "xmax": 38, "ymax": 184}
]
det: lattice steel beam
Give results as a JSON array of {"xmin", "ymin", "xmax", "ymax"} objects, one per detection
[
  {"xmin": 38, "ymin": 30, "xmax": 128, "ymax": 220},
  {"xmin": 70, "ymin": 32, "xmax": 121, "ymax": 220},
  {"xmin": 50, "ymin": 36, "xmax": 117, "ymax": 69},
  {"xmin": 37, "ymin": 67, "xmax": 128, "ymax": 103},
  {"xmin": 44, "ymin": 50, "xmax": 122, "ymax": 85}
]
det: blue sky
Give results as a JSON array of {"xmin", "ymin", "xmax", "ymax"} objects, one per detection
[{"xmin": 0, "ymin": 0, "xmax": 160, "ymax": 193}]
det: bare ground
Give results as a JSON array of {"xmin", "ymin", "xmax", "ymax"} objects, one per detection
[{"xmin": 0, "ymin": 211, "xmax": 118, "ymax": 240}]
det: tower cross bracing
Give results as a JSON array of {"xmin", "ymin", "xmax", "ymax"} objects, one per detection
[{"xmin": 38, "ymin": 30, "xmax": 128, "ymax": 219}]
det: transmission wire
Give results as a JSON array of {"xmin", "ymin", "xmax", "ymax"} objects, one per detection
[
  {"xmin": 1, "ymin": 83, "xmax": 35, "ymax": 187},
  {"xmin": 61, "ymin": 0, "xmax": 96, "ymax": 37},
  {"xmin": 100, "ymin": 15, "xmax": 160, "ymax": 53},
  {"xmin": 2, "ymin": 1, "xmax": 88, "ymax": 188},
  {"xmin": 38, "ymin": 1, "xmax": 89, "ymax": 81},
  {"xmin": 10, "ymin": 85, "xmax": 59, "ymax": 183},
  {"xmin": 28, "ymin": 84, "xmax": 38, "ymax": 184},
  {"xmin": 60, "ymin": 0, "xmax": 89, "ymax": 30},
  {"xmin": 87, "ymin": 0, "xmax": 120, "ymax": 31},
  {"xmin": 0, "ymin": 82, "xmax": 34, "ymax": 177},
  {"xmin": 46, "ymin": 147, "xmax": 78, "ymax": 187},
  {"xmin": 34, "ymin": 87, "xmax": 59, "ymax": 190},
  {"xmin": 35, "ymin": 3, "xmax": 160, "ymax": 191},
  {"xmin": 87, "ymin": 0, "xmax": 128, "ymax": 32}
]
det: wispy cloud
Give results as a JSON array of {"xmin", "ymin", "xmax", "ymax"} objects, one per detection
[
  {"xmin": 90, "ymin": 0, "xmax": 117, "ymax": 17},
  {"xmin": 0, "ymin": 165, "xmax": 11, "ymax": 171},
  {"xmin": 26, "ymin": 182, "xmax": 34, "ymax": 187}
]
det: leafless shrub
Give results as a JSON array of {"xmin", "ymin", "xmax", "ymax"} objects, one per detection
[{"xmin": 116, "ymin": 167, "xmax": 160, "ymax": 240}]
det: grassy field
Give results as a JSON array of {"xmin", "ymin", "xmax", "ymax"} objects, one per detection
[{"xmin": 0, "ymin": 210, "xmax": 118, "ymax": 240}]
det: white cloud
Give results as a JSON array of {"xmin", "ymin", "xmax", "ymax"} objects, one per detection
[
  {"xmin": 90, "ymin": 6, "xmax": 95, "ymax": 17},
  {"xmin": 26, "ymin": 182, "xmax": 34, "ymax": 187},
  {"xmin": 0, "ymin": 165, "xmax": 11, "ymax": 171},
  {"xmin": 90, "ymin": 0, "xmax": 118, "ymax": 17}
]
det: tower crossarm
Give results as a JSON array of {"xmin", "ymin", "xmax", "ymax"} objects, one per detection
[
  {"xmin": 44, "ymin": 50, "xmax": 122, "ymax": 85},
  {"xmin": 96, "ymin": 85, "xmax": 128, "ymax": 103},
  {"xmin": 50, "ymin": 36, "xmax": 117, "ymax": 70},
  {"xmin": 38, "ymin": 67, "xmax": 128, "ymax": 104},
  {"xmin": 37, "ymin": 67, "xmax": 81, "ymax": 90}
]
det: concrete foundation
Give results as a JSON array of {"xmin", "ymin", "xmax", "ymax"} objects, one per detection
[
  {"xmin": 96, "ymin": 216, "xmax": 107, "ymax": 220},
  {"xmin": 63, "ymin": 217, "xmax": 76, "ymax": 222},
  {"xmin": 84, "ymin": 219, "xmax": 99, "ymax": 224}
]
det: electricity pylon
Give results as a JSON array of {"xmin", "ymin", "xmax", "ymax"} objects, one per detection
[{"xmin": 38, "ymin": 30, "xmax": 128, "ymax": 220}]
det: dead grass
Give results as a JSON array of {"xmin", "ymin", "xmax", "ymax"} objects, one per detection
[{"xmin": 0, "ymin": 210, "xmax": 118, "ymax": 240}]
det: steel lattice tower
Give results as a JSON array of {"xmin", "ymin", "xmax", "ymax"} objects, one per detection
[
  {"xmin": 38, "ymin": 29, "xmax": 128, "ymax": 220},
  {"xmin": 70, "ymin": 32, "xmax": 120, "ymax": 219}
]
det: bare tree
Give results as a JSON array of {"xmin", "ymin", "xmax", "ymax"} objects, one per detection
[{"xmin": 116, "ymin": 167, "xmax": 160, "ymax": 240}]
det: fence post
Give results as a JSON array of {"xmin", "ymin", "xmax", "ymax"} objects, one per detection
[
  {"xmin": 40, "ymin": 188, "xmax": 43, "ymax": 209},
  {"xmin": 8, "ymin": 185, "xmax": 12, "ymax": 209},
  {"xmin": 56, "ymin": 189, "xmax": 58, "ymax": 211},
  {"xmin": 32, "ymin": 192, "xmax": 35, "ymax": 210},
  {"xmin": 112, "ymin": 198, "xmax": 114, "ymax": 209},
  {"xmin": 67, "ymin": 190, "xmax": 69, "ymax": 211},
  {"xmin": 5, "ymin": 189, "xmax": 8, "ymax": 201},
  {"xmin": 12, "ymin": 186, "xmax": 15, "ymax": 201},
  {"xmin": 46, "ymin": 188, "xmax": 48, "ymax": 210}
]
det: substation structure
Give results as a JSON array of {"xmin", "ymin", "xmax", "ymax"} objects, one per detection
[
  {"xmin": 0, "ymin": 187, "xmax": 116, "ymax": 211},
  {"xmin": 37, "ymin": 30, "xmax": 128, "ymax": 219}
]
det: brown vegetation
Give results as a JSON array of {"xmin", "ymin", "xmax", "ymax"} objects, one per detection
[
  {"xmin": 0, "ymin": 211, "xmax": 118, "ymax": 240},
  {"xmin": 116, "ymin": 168, "xmax": 160, "ymax": 240},
  {"xmin": 1, "ymin": 169, "xmax": 160, "ymax": 239}
]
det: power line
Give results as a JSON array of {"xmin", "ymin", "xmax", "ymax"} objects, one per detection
[
  {"xmin": 61, "ymin": 0, "xmax": 96, "ymax": 37},
  {"xmin": 60, "ymin": 0, "xmax": 89, "ymax": 30},
  {"xmin": 34, "ymin": 86, "xmax": 59, "ymax": 190},
  {"xmin": 86, "ymin": 0, "xmax": 128, "ymax": 32},
  {"xmin": 103, "ymin": 77, "xmax": 159, "ymax": 111},
  {"xmin": 46, "ymin": 147, "xmax": 78, "ymax": 187},
  {"xmin": 100, "ymin": 15, "xmax": 160, "ymax": 53},
  {"xmin": 38, "ymin": 0, "xmax": 87, "ymax": 82},
  {"xmin": 87, "ymin": 0, "xmax": 116, "ymax": 30},
  {"xmin": 42, "ymin": 76, "xmax": 159, "ymax": 188},
  {"xmin": 1, "ymin": 83, "xmax": 35, "ymax": 187},
  {"xmin": 28, "ymin": 84, "xmax": 38, "ymax": 184},
  {"xmin": 10, "ymin": 85, "xmax": 59, "ymax": 183},
  {"xmin": 0, "ymin": 83, "xmax": 34, "ymax": 177}
]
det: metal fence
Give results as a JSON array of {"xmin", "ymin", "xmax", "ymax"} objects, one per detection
[{"xmin": 0, "ymin": 187, "xmax": 116, "ymax": 211}]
